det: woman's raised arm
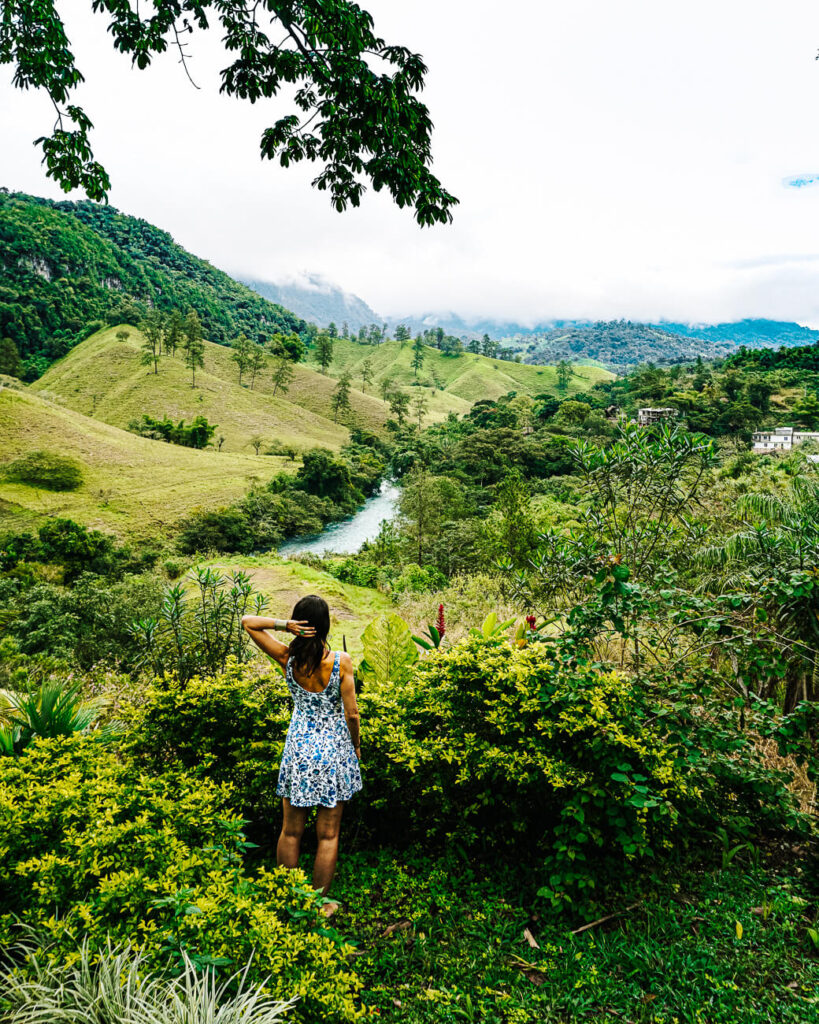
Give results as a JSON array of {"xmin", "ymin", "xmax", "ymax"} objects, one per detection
[{"xmin": 241, "ymin": 616, "xmax": 315, "ymax": 668}]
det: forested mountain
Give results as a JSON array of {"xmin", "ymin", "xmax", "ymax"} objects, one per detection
[
  {"xmin": 243, "ymin": 274, "xmax": 382, "ymax": 333},
  {"xmin": 0, "ymin": 191, "xmax": 305, "ymax": 379},
  {"xmin": 656, "ymin": 318, "xmax": 819, "ymax": 350},
  {"xmin": 510, "ymin": 318, "xmax": 819, "ymax": 371}
]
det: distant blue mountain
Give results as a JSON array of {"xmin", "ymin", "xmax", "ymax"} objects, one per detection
[{"xmin": 652, "ymin": 319, "xmax": 819, "ymax": 349}]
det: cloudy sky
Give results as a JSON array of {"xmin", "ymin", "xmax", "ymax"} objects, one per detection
[{"xmin": 4, "ymin": 0, "xmax": 819, "ymax": 324}]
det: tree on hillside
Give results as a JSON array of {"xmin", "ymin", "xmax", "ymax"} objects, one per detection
[
  {"xmin": 247, "ymin": 342, "xmax": 268, "ymax": 390},
  {"xmin": 0, "ymin": 337, "xmax": 23, "ymax": 378},
  {"xmin": 165, "ymin": 310, "xmax": 183, "ymax": 358},
  {"xmin": 481, "ymin": 334, "xmax": 494, "ymax": 357},
  {"xmin": 468, "ymin": 338, "xmax": 480, "ymax": 354},
  {"xmin": 331, "ymin": 372, "xmax": 353, "ymax": 422},
  {"xmin": 327, "ymin": 322, "xmax": 338, "ymax": 338},
  {"xmin": 389, "ymin": 389, "xmax": 410, "ymax": 425},
  {"xmin": 395, "ymin": 325, "xmax": 411, "ymax": 345},
  {"xmin": 379, "ymin": 376, "xmax": 395, "ymax": 402},
  {"xmin": 271, "ymin": 353, "xmax": 295, "ymax": 396},
  {"xmin": 4, "ymin": 0, "xmax": 457, "ymax": 226},
  {"xmin": 412, "ymin": 336, "xmax": 426, "ymax": 377},
  {"xmin": 231, "ymin": 332, "xmax": 253, "ymax": 385},
  {"xmin": 182, "ymin": 310, "xmax": 205, "ymax": 388},
  {"xmin": 556, "ymin": 359, "xmax": 573, "ymax": 392},
  {"xmin": 341, "ymin": 322, "xmax": 350, "ymax": 339},
  {"xmin": 315, "ymin": 334, "xmax": 334, "ymax": 374},
  {"xmin": 270, "ymin": 331, "xmax": 306, "ymax": 362},
  {"xmin": 115, "ymin": 329, "xmax": 130, "ymax": 344},
  {"xmin": 139, "ymin": 310, "xmax": 165, "ymax": 374},
  {"xmin": 411, "ymin": 389, "xmax": 429, "ymax": 429},
  {"xmin": 249, "ymin": 435, "xmax": 264, "ymax": 456},
  {"xmin": 360, "ymin": 358, "xmax": 374, "ymax": 393}
]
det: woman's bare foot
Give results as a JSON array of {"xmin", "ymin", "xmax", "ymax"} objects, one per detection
[{"xmin": 320, "ymin": 901, "xmax": 340, "ymax": 919}]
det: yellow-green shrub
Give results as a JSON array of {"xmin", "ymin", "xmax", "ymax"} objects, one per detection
[
  {"xmin": 124, "ymin": 662, "xmax": 291, "ymax": 825},
  {"xmin": 0, "ymin": 736, "xmax": 362, "ymax": 1020},
  {"xmin": 361, "ymin": 636, "xmax": 697, "ymax": 909}
]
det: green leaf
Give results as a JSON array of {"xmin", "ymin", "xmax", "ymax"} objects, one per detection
[{"xmin": 359, "ymin": 613, "xmax": 418, "ymax": 688}]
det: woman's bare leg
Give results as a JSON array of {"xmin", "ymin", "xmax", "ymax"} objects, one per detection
[
  {"xmin": 313, "ymin": 802, "xmax": 344, "ymax": 908},
  {"xmin": 277, "ymin": 798, "xmax": 308, "ymax": 868}
]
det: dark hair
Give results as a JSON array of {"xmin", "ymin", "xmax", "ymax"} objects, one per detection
[{"xmin": 288, "ymin": 594, "xmax": 330, "ymax": 675}]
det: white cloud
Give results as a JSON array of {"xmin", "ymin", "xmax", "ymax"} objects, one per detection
[{"xmin": 3, "ymin": 0, "xmax": 819, "ymax": 325}]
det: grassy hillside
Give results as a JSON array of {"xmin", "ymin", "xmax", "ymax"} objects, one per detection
[
  {"xmin": 31, "ymin": 326, "xmax": 374, "ymax": 452},
  {"xmin": 315, "ymin": 337, "xmax": 613, "ymax": 402},
  {"xmin": 0, "ymin": 387, "xmax": 289, "ymax": 539},
  {"xmin": 32, "ymin": 329, "xmax": 610, "ymax": 452}
]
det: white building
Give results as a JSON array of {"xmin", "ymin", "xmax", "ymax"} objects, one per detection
[
  {"xmin": 637, "ymin": 407, "xmax": 678, "ymax": 426},
  {"xmin": 752, "ymin": 426, "xmax": 819, "ymax": 452}
]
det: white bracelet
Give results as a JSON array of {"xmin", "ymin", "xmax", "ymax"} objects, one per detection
[{"xmin": 273, "ymin": 619, "xmax": 288, "ymax": 630}]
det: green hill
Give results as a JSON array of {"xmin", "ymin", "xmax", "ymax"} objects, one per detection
[
  {"xmin": 31, "ymin": 328, "xmax": 611, "ymax": 453},
  {"xmin": 0, "ymin": 191, "xmax": 305, "ymax": 377},
  {"xmin": 31, "ymin": 326, "xmax": 379, "ymax": 452},
  {"xmin": 0, "ymin": 386, "xmax": 291, "ymax": 539},
  {"xmin": 319, "ymin": 338, "xmax": 613, "ymax": 403}
]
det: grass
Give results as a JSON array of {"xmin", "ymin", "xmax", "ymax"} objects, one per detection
[
  {"xmin": 0, "ymin": 388, "xmax": 288, "ymax": 540},
  {"xmin": 320, "ymin": 846, "xmax": 819, "ymax": 1024}
]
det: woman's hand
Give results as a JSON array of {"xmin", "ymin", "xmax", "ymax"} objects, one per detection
[
  {"xmin": 287, "ymin": 620, "xmax": 316, "ymax": 637},
  {"xmin": 354, "ymin": 745, "xmax": 361, "ymax": 761}
]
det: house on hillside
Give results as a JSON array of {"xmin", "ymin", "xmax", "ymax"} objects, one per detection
[
  {"xmin": 637, "ymin": 407, "xmax": 678, "ymax": 427},
  {"xmin": 752, "ymin": 426, "xmax": 819, "ymax": 452}
]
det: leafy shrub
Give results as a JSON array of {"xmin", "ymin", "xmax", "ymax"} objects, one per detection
[
  {"xmin": 176, "ymin": 507, "xmax": 253, "ymax": 554},
  {"xmin": 130, "ymin": 568, "xmax": 266, "ymax": 680},
  {"xmin": 360, "ymin": 635, "xmax": 804, "ymax": 912},
  {"xmin": 4, "ymin": 451, "xmax": 83, "ymax": 491},
  {"xmin": 0, "ymin": 736, "xmax": 362, "ymax": 1020},
  {"xmin": 128, "ymin": 414, "xmax": 216, "ymax": 449},
  {"xmin": 326, "ymin": 558, "xmax": 380, "ymax": 589},
  {"xmin": 390, "ymin": 562, "xmax": 446, "ymax": 594},
  {"xmin": 5, "ymin": 571, "xmax": 164, "ymax": 669},
  {"xmin": 125, "ymin": 662, "xmax": 290, "ymax": 825}
]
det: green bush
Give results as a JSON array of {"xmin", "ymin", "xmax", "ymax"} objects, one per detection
[
  {"xmin": 0, "ymin": 736, "xmax": 362, "ymax": 1020},
  {"xmin": 390, "ymin": 562, "xmax": 447, "ymax": 594},
  {"xmin": 360, "ymin": 635, "xmax": 803, "ymax": 912},
  {"xmin": 125, "ymin": 662, "xmax": 290, "ymax": 824},
  {"xmin": 4, "ymin": 451, "xmax": 83, "ymax": 491},
  {"xmin": 176, "ymin": 507, "xmax": 254, "ymax": 554},
  {"xmin": 327, "ymin": 558, "xmax": 380, "ymax": 589}
]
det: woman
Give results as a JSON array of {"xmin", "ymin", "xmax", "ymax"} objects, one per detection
[{"xmin": 242, "ymin": 595, "xmax": 361, "ymax": 916}]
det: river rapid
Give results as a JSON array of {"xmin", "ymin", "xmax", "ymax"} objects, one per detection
[{"xmin": 277, "ymin": 480, "xmax": 400, "ymax": 558}]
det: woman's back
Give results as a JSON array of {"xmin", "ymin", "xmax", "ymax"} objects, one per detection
[{"xmin": 288, "ymin": 648, "xmax": 338, "ymax": 693}]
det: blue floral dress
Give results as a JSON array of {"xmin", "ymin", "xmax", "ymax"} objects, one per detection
[{"xmin": 277, "ymin": 652, "xmax": 363, "ymax": 808}]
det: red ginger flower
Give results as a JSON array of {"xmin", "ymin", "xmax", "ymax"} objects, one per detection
[
  {"xmin": 525, "ymin": 614, "xmax": 537, "ymax": 630},
  {"xmin": 436, "ymin": 603, "xmax": 446, "ymax": 638}
]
